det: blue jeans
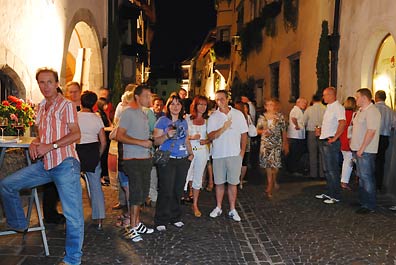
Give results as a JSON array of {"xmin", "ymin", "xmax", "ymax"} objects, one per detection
[
  {"xmin": 0, "ymin": 158, "xmax": 84, "ymax": 265},
  {"xmin": 319, "ymin": 139, "xmax": 341, "ymax": 200},
  {"xmin": 86, "ymin": 163, "xmax": 105, "ymax": 220},
  {"xmin": 353, "ymin": 152, "xmax": 376, "ymax": 210}
]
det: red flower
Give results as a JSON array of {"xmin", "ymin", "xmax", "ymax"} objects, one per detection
[
  {"xmin": 16, "ymin": 103, "xmax": 23, "ymax": 110},
  {"xmin": 2, "ymin": 100, "xmax": 10, "ymax": 106},
  {"xmin": 8, "ymin": 95, "xmax": 22, "ymax": 104}
]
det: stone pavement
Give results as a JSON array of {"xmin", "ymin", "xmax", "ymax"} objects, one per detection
[{"xmin": 1, "ymin": 165, "xmax": 396, "ymax": 265}]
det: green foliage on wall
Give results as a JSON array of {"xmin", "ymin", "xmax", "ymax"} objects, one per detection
[
  {"xmin": 230, "ymin": 76, "xmax": 256, "ymax": 102},
  {"xmin": 239, "ymin": 1, "xmax": 290, "ymax": 61},
  {"xmin": 111, "ymin": 51, "xmax": 124, "ymax": 108},
  {"xmin": 316, "ymin": 20, "xmax": 330, "ymax": 95},
  {"xmin": 283, "ymin": 0, "xmax": 298, "ymax": 32}
]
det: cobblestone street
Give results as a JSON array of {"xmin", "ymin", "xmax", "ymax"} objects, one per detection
[{"xmin": 1, "ymin": 164, "xmax": 396, "ymax": 265}]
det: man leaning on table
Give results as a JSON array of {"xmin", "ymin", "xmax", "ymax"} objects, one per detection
[{"xmin": 0, "ymin": 67, "xmax": 84, "ymax": 265}]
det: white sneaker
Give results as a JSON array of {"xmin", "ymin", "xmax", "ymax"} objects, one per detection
[
  {"xmin": 156, "ymin": 225, "xmax": 166, "ymax": 232},
  {"xmin": 123, "ymin": 227, "xmax": 143, "ymax": 242},
  {"xmin": 135, "ymin": 222, "xmax": 154, "ymax": 234},
  {"xmin": 315, "ymin": 194, "xmax": 330, "ymax": 199},
  {"xmin": 228, "ymin": 209, "xmax": 241, "ymax": 222},
  {"xmin": 323, "ymin": 198, "xmax": 340, "ymax": 204},
  {"xmin": 389, "ymin": 206, "xmax": 396, "ymax": 211},
  {"xmin": 173, "ymin": 221, "xmax": 184, "ymax": 228},
  {"xmin": 209, "ymin": 207, "xmax": 222, "ymax": 218}
]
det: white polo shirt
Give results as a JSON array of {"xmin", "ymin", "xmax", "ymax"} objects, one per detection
[
  {"xmin": 207, "ymin": 106, "xmax": 248, "ymax": 159},
  {"xmin": 287, "ymin": 105, "xmax": 305, "ymax": 139},
  {"xmin": 320, "ymin": 100, "xmax": 345, "ymax": 139}
]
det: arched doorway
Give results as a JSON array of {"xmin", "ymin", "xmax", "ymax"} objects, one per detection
[
  {"xmin": 373, "ymin": 34, "xmax": 396, "ymax": 109},
  {"xmin": 0, "ymin": 66, "xmax": 26, "ymax": 101},
  {"xmin": 65, "ymin": 20, "xmax": 103, "ymax": 94}
]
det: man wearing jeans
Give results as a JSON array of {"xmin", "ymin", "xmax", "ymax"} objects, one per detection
[
  {"xmin": 207, "ymin": 90, "xmax": 248, "ymax": 222},
  {"xmin": 315, "ymin": 87, "xmax": 346, "ymax": 204},
  {"xmin": 350, "ymin": 88, "xmax": 381, "ymax": 214},
  {"xmin": 0, "ymin": 67, "xmax": 84, "ymax": 265}
]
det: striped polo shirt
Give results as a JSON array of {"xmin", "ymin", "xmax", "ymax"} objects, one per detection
[{"xmin": 36, "ymin": 95, "xmax": 79, "ymax": 170}]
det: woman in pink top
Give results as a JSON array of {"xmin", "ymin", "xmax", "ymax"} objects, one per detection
[{"xmin": 340, "ymin": 96, "xmax": 357, "ymax": 190}]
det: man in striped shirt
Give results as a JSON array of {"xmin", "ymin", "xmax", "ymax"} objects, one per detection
[{"xmin": 0, "ymin": 67, "xmax": 84, "ymax": 265}]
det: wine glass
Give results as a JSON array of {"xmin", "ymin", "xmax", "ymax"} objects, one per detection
[
  {"xmin": 0, "ymin": 117, "xmax": 8, "ymax": 141},
  {"xmin": 13, "ymin": 120, "xmax": 24, "ymax": 142}
]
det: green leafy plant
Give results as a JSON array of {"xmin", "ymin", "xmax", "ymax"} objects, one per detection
[{"xmin": 316, "ymin": 20, "xmax": 330, "ymax": 95}]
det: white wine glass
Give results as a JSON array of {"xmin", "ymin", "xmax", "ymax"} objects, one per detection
[{"xmin": 0, "ymin": 117, "xmax": 8, "ymax": 141}]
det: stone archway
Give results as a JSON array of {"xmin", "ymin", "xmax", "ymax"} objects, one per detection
[
  {"xmin": 61, "ymin": 9, "xmax": 104, "ymax": 93},
  {"xmin": 372, "ymin": 34, "xmax": 396, "ymax": 109}
]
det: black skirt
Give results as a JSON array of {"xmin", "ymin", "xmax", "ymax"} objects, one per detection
[{"xmin": 76, "ymin": 142, "xmax": 100, "ymax": 172}]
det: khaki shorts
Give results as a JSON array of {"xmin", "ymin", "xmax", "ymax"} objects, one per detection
[{"xmin": 213, "ymin": 155, "xmax": 243, "ymax": 185}]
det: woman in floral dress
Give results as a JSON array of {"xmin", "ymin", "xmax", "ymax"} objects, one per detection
[{"xmin": 256, "ymin": 98, "xmax": 289, "ymax": 198}]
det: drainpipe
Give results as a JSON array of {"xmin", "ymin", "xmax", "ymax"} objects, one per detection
[{"xmin": 330, "ymin": 0, "xmax": 341, "ymax": 88}]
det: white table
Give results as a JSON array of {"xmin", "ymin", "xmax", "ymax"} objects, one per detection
[{"xmin": 0, "ymin": 136, "xmax": 49, "ymax": 256}]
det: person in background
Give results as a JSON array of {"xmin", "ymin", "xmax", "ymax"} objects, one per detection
[
  {"xmin": 234, "ymin": 101, "xmax": 253, "ymax": 190},
  {"xmin": 315, "ymin": 87, "xmax": 346, "ymax": 204},
  {"xmin": 340, "ymin": 96, "xmax": 357, "ymax": 190},
  {"xmin": 205, "ymin": 99, "xmax": 217, "ymax": 192},
  {"xmin": 116, "ymin": 84, "xmax": 154, "ymax": 242},
  {"xmin": 0, "ymin": 67, "xmax": 84, "ymax": 265},
  {"xmin": 185, "ymin": 95, "xmax": 210, "ymax": 217},
  {"xmin": 374, "ymin": 90, "xmax": 394, "ymax": 192},
  {"xmin": 153, "ymin": 94, "xmax": 193, "ymax": 231},
  {"xmin": 96, "ymin": 97, "xmax": 112, "ymax": 186},
  {"xmin": 151, "ymin": 96, "xmax": 165, "ymax": 120},
  {"xmin": 76, "ymin": 91, "xmax": 107, "ymax": 231},
  {"xmin": 208, "ymin": 90, "xmax": 248, "ymax": 222},
  {"xmin": 286, "ymin": 97, "xmax": 308, "ymax": 175},
  {"xmin": 93, "ymin": 87, "xmax": 115, "ymax": 122},
  {"xmin": 240, "ymin": 95, "xmax": 256, "ymax": 125},
  {"xmin": 303, "ymin": 94, "xmax": 326, "ymax": 179},
  {"xmin": 350, "ymin": 88, "xmax": 381, "ymax": 214},
  {"xmin": 65, "ymin": 81, "xmax": 82, "ymax": 111},
  {"xmin": 178, "ymin": 88, "xmax": 192, "ymax": 115},
  {"xmin": 257, "ymin": 98, "xmax": 289, "ymax": 198}
]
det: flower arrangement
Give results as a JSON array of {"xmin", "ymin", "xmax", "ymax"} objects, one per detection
[{"xmin": 0, "ymin": 95, "xmax": 36, "ymax": 136}]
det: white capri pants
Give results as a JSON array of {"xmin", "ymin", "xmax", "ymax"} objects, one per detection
[{"xmin": 185, "ymin": 146, "xmax": 209, "ymax": 190}]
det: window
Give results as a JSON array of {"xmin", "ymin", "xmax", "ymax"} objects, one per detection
[
  {"xmin": 218, "ymin": 27, "xmax": 231, "ymax": 42},
  {"xmin": 288, "ymin": 52, "xmax": 301, "ymax": 102},
  {"xmin": 270, "ymin": 62, "xmax": 280, "ymax": 99}
]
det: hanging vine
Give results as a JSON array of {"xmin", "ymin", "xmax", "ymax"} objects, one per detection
[
  {"xmin": 239, "ymin": 0, "xmax": 300, "ymax": 61},
  {"xmin": 283, "ymin": 0, "xmax": 299, "ymax": 32}
]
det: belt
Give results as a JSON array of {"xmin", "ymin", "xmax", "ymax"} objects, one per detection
[
  {"xmin": 192, "ymin": 146, "xmax": 207, "ymax": 151},
  {"xmin": 319, "ymin": 137, "xmax": 337, "ymax": 141},
  {"xmin": 170, "ymin": 156, "xmax": 187, "ymax": 159}
]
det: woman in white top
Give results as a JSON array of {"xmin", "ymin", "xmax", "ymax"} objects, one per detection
[
  {"xmin": 185, "ymin": 96, "xmax": 211, "ymax": 217},
  {"xmin": 76, "ymin": 91, "xmax": 107, "ymax": 230}
]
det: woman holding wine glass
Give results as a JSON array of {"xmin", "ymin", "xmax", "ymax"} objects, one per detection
[{"xmin": 256, "ymin": 98, "xmax": 289, "ymax": 198}]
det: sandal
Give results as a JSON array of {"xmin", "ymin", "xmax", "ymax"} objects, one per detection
[
  {"xmin": 192, "ymin": 206, "xmax": 202, "ymax": 217},
  {"xmin": 115, "ymin": 214, "xmax": 130, "ymax": 227}
]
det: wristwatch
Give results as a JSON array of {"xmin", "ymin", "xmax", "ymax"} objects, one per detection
[{"xmin": 52, "ymin": 143, "xmax": 59, "ymax": 149}]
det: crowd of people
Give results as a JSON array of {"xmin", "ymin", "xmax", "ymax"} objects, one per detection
[{"xmin": 0, "ymin": 66, "xmax": 395, "ymax": 264}]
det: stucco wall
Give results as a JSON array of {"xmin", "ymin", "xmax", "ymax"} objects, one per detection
[
  {"xmin": 0, "ymin": 0, "xmax": 107, "ymax": 103},
  {"xmin": 338, "ymin": 0, "xmax": 396, "ymax": 101},
  {"xmin": 236, "ymin": 0, "xmax": 333, "ymax": 115}
]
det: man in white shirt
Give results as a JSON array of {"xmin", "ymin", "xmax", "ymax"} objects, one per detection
[
  {"xmin": 286, "ymin": 97, "xmax": 308, "ymax": 175},
  {"xmin": 315, "ymin": 87, "xmax": 345, "ymax": 204},
  {"xmin": 350, "ymin": 88, "xmax": 381, "ymax": 214},
  {"xmin": 207, "ymin": 90, "xmax": 248, "ymax": 222},
  {"xmin": 374, "ymin": 90, "xmax": 394, "ymax": 191}
]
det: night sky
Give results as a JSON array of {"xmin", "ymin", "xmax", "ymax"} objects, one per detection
[{"xmin": 150, "ymin": 0, "xmax": 217, "ymax": 70}]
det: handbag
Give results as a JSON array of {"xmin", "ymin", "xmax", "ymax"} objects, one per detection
[
  {"xmin": 248, "ymin": 123, "xmax": 257, "ymax": 137},
  {"xmin": 152, "ymin": 149, "xmax": 171, "ymax": 166},
  {"xmin": 153, "ymin": 139, "xmax": 175, "ymax": 166}
]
